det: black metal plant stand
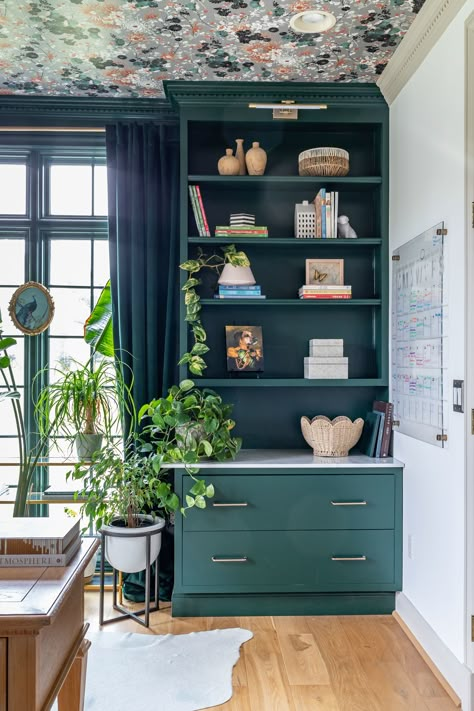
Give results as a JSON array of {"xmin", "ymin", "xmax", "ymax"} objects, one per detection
[{"xmin": 99, "ymin": 527, "xmax": 160, "ymax": 628}]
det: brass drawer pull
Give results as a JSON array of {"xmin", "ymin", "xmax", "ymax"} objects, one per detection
[
  {"xmin": 331, "ymin": 501, "xmax": 367, "ymax": 506},
  {"xmin": 212, "ymin": 502, "xmax": 248, "ymax": 507},
  {"xmin": 331, "ymin": 556, "xmax": 367, "ymax": 561},
  {"xmin": 211, "ymin": 556, "xmax": 248, "ymax": 563}
]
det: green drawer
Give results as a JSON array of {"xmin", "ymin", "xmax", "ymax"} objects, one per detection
[
  {"xmin": 183, "ymin": 475, "xmax": 395, "ymax": 531},
  {"xmin": 182, "ymin": 530, "xmax": 396, "ymax": 592}
]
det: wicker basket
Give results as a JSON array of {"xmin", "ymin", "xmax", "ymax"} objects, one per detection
[
  {"xmin": 300, "ymin": 415, "xmax": 364, "ymax": 457},
  {"xmin": 298, "ymin": 147, "xmax": 349, "ymax": 177}
]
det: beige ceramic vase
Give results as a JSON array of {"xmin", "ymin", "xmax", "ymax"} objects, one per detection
[
  {"xmin": 235, "ymin": 138, "xmax": 246, "ymax": 175},
  {"xmin": 218, "ymin": 148, "xmax": 240, "ymax": 176},
  {"xmin": 245, "ymin": 141, "xmax": 267, "ymax": 176}
]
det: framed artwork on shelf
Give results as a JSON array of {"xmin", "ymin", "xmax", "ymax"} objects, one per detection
[
  {"xmin": 305, "ymin": 258, "xmax": 344, "ymax": 286},
  {"xmin": 226, "ymin": 326, "xmax": 264, "ymax": 372},
  {"xmin": 8, "ymin": 282, "xmax": 55, "ymax": 335}
]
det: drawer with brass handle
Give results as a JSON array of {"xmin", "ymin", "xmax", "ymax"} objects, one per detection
[
  {"xmin": 183, "ymin": 474, "xmax": 394, "ymax": 532},
  {"xmin": 182, "ymin": 529, "xmax": 395, "ymax": 591}
]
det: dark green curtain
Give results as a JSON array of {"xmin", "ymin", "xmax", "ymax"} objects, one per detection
[{"xmin": 106, "ymin": 122, "xmax": 179, "ymax": 601}]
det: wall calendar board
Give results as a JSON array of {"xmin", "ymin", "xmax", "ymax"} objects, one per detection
[{"xmin": 391, "ymin": 222, "xmax": 447, "ymax": 447}]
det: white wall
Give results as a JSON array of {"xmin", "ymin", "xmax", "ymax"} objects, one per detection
[{"xmin": 390, "ymin": 1, "xmax": 474, "ymax": 668}]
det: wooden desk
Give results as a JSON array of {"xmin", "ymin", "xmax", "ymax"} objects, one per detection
[{"xmin": 0, "ymin": 538, "xmax": 99, "ymax": 710}]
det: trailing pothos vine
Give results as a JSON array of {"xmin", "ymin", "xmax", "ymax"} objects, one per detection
[{"xmin": 178, "ymin": 244, "xmax": 250, "ymax": 376}]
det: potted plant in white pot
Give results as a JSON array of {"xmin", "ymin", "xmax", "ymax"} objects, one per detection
[
  {"xmin": 69, "ymin": 441, "xmax": 179, "ymax": 574},
  {"xmin": 35, "ymin": 357, "xmax": 134, "ymax": 460}
]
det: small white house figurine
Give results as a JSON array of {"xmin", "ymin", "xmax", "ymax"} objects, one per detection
[{"xmin": 337, "ymin": 215, "xmax": 357, "ymax": 239}]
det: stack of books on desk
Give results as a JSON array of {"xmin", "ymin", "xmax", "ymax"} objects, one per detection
[
  {"xmin": 298, "ymin": 285, "xmax": 352, "ymax": 299},
  {"xmin": 214, "ymin": 285, "xmax": 266, "ymax": 299},
  {"xmin": 0, "ymin": 516, "xmax": 81, "ymax": 566}
]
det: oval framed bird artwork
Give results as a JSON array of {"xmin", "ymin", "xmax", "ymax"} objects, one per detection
[{"xmin": 8, "ymin": 282, "xmax": 55, "ymax": 335}]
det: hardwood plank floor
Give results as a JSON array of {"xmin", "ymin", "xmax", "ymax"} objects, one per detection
[{"xmin": 85, "ymin": 594, "xmax": 459, "ymax": 710}]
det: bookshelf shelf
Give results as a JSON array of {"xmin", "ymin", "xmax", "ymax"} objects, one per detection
[
  {"xmin": 188, "ymin": 175, "xmax": 382, "ymax": 186},
  {"xmin": 195, "ymin": 378, "xmax": 387, "ymax": 388},
  {"xmin": 200, "ymin": 299, "xmax": 381, "ymax": 307},
  {"xmin": 188, "ymin": 237, "xmax": 382, "ymax": 246}
]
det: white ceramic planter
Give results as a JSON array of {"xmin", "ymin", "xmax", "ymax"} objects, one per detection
[{"xmin": 101, "ymin": 515, "xmax": 165, "ymax": 574}]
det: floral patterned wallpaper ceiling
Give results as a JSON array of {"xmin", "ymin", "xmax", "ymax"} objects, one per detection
[{"xmin": 0, "ymin": 0, "xmax": 425, "ymax": 98}]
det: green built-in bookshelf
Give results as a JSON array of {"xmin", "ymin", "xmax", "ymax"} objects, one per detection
[{"xmin": 165, "ymin": 82, "xmax": 389, "ymax": 450}]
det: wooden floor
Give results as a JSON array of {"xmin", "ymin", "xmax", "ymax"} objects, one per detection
[{"xmin": 85, "ymin": 593, "xmax": 459, "ymax": 711}]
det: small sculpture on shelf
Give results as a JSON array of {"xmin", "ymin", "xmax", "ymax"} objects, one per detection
[
  {"xmin": 217, "ymin": 148, "xmax": 240, "ymax": 176},
  {"xmin": 245, "ymin": 142, "xmax": 267, "ymax": 176},
  {"xmin": 337, "ymin": 215, "xmax": 357, "ymax": 239}
]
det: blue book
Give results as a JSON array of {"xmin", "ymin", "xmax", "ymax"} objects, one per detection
[
  {"xmin": 218, "ymin": 288, "xmax": 261, "ymax": 296},
  {"xmin": 374, "ymin": 411, "xmax": 385, "ymax": 457}
]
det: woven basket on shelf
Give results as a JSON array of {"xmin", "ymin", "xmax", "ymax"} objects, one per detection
[
  {"xmin": 300, "ymin": 415, "xmax": 364, "ymax": 457},
  {"xmin": 298, "ymin": 147, "xmax": 349, "ymax": 177}
]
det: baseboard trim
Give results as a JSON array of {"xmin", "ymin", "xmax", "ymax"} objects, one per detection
[
  {"xmin": 393, "ymin": 611, "xmax": 462, "ymax": 707},
  {"xmin": 171, "ymin": 591, "xmax": 396, "ymax": 617},
  {"xmin": 395, "ymin": 593, "xmax": 471, "ymax": 709},
  {"xmin": 377, "ymin": 0, "xmax": 469, "ymax": 105}
]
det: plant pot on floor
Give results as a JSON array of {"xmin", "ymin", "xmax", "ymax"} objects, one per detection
[
  {"xmin": 101, "ymin": 515, "xmax": 166, "ymax": 574},
  {"xmin": 75, "ymin": 433, "xmax": 103, "ymax": 460}
]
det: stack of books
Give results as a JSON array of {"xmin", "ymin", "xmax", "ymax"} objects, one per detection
[
  {"xmin": 189, "ymin": 184, "xmax": 211, "ymax": 237},
  {"xmin": 215, "ymin": 225, "xmax": 268, "ymax": 238},
  {"xmin": 0, "ymin": 516, "xmax": 81, "ymax": 567},
  {"xmin": 214, "ymin": 285, "xmax": 266, "ymax": 299},
  {"xmin": 298, "ymin": 284, "xmax": 352, "ymax": 300},
  {"xmin": 314, "ymin": 188, "xmax": 339, "ymax": 239},
  {"xmin": 358, "ymin": 400, "xmax": 394, "ymax": 458}
]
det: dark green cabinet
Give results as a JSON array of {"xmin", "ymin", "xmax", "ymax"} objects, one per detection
[{"xmin": 165, "ymin": 83, "xmax": 400, "ymax": 617}]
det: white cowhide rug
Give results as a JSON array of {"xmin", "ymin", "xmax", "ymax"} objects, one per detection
[{"xmin": 53, "ymin": 627, "xmax": 253, "ymax": 711}]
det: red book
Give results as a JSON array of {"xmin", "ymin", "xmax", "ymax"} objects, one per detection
[
  {"xmin": 372, "ymin": 401, "xmax": 393, "ymax": 457},
  {"xmin": 195, "ymin": 185, "xmax": 210, "ymax": 237}
]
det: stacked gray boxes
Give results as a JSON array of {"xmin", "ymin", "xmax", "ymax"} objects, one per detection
[{"xmin": 304, "ymin": 339, "xmax": 348, "ymax": 379}]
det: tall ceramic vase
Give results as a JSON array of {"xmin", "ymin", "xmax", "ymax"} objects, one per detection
[
  {"xmin": 217, "ymin": 148, "xmax": 240, "ymax": 176},
  {"xmin": 235, "ymin": 138, "xmax": 246, "ymax": 175},
  {"xmin": 245, "ymin": 142, "xmax": 267, "ymax": 176}
]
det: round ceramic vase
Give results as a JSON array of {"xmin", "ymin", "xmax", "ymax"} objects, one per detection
[
  {"xmin": 245, "ymin": 142, "xmax": 267, "ymax": 176},
  {"xmin": 218, "ymin": 149, "xmax": 240, "ymax": 176}
]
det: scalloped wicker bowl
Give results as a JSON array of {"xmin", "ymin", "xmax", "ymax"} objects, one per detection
[
  {"xmin": 298, "ymin": 147, "xmax": 349, "ymax": 177},
  {"xmin": 301, "ymin": 415, "xmax": 364, "ymax": 457}
]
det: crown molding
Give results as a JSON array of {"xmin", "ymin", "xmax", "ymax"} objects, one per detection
[
  {"xmin": 0, "ymin": 96, "xmax": 177, "ymax": 127},
  {"xmin": 377, "ymin": 0, "xmax": 469, "ymax": 105},
  {"xmin": 164, "ymin": 81, "xmax": 387, "ymax": 110}
]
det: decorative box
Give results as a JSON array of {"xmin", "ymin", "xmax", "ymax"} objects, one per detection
[
  {"xmin": 294, "ymin": 200, "xmax": 316, "ymax": 238},
  {"xmin": 309, "ymin": 339, "xmax": 344, "ymax": 358},
  {"xmin": 304, "ymin": 356, "xmax": 348, "ymax": 379}
]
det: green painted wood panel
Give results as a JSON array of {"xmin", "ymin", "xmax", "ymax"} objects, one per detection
[
  {"xmin": 182, "ymin": 530, "xmax": 395, "ymax": 592},
  {"xmin": 183, "ymin": 474, "xmax": 395, "ymax": 532}
]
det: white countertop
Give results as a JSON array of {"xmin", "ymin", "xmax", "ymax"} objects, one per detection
[{"xmin": 173, "ymin": 450, "xmax": 404, "ymax": 469}]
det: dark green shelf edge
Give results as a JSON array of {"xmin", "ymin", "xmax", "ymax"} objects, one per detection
[
  {"xmin": 200, "ymin": 299, "xmax": 381, "ymax": 306},
  {"xmin": 195, "ymin": 378, "xmax": 387, "ymax": 387},
  {"xmin": 188, "ymin": 175, "xmax": 382, "ymax": 185},
  {"xmin": 188, "ymin": 237, "xmax": 382, "ymax": 246}
]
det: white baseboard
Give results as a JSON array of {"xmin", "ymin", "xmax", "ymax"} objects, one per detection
[{"xmin": 396, "ymin": 592, "xmax": 472, "ymax": 710}]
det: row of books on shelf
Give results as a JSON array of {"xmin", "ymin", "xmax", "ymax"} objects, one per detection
[
  {"xmin": 358, "ymin": 400, "xmax": 393, "ymax": 458},
  {"xmin": 0, "ymin": 516, "xmax": 81, "ymax": 566},
  {"xmin": 189, "ymin": 184, "xmax": 211, "ymax": 237},
  {"xmin": 314, "ymin": 189, "xmax": 339, "ymax": 239},
  {"xmin": 299, "ymin": 284, "xmax": 352, "ymax": 300}
]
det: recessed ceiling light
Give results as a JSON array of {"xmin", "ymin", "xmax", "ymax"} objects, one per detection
[{"xmin": 289, "ymin": 9, "xmax": 337, "ymax": 33}]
